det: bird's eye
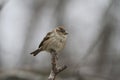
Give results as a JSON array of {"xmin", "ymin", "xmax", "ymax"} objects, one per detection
[
  {"xmin": 60, "ymin": 29, "xmax": 65, "ymax": 33},
  {"xmin": 59, "ymin": 28, "xmax": 65, "ymax": 33}
]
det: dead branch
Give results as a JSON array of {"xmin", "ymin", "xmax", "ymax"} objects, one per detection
[{"xmin": 48, "ymin": 52, "xmax": 67, "ymax": 80}]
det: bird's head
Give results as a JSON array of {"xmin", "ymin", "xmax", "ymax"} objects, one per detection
[{"xmin": 55, "ymin": 26, "xmax": 68, "ymax": 36}]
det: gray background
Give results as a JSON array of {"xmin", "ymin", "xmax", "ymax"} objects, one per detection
[{"xmin": 0, "ymin": 0, "xmax": 120, "ymax": 80}]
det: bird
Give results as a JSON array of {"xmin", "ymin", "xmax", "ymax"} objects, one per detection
[{"xmin": 30, "ymin": 26, "xmax": 68, "ymax": 56}]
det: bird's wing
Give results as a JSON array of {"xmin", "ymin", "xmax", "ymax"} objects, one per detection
[{"xmin": 38, "ymin": 32, "xmax": 52, "ymax": 48}]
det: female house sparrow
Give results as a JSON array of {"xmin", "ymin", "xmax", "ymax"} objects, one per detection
[{"xmin": 30, "ymin": 26, "xmax": 68, "ymax": 56}]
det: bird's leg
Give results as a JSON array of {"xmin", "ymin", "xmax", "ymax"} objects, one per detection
[
  {"xmin": 50, "ymin": 49, "xmax": 58, "ymax": 60},
  {"xmin": 54, "ymin": 52, "xmax": 58, "ymax": 60}
]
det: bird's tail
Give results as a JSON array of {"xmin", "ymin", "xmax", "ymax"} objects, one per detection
[{"xmin": 30, "ymin": 48, "xmax": 42, "ymax": 56}]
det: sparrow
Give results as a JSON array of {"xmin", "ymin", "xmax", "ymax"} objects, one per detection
[{"xmin": 30, "ymin": 26, "xmax": 68, "ymax": 56}]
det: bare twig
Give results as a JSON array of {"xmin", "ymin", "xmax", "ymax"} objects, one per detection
[{"xmin": 48, "ymin": 52, "xmax": 67, "ymax": 80}]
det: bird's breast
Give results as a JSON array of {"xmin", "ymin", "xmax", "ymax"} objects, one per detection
[{"xmin": 46, "ymin": 36, "xmax": 66, "ymax": 53}]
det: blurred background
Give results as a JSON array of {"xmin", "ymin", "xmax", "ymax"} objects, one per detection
[{"xmin": 0, "ymin": 0, "xmax": 120, "ymax": 80}]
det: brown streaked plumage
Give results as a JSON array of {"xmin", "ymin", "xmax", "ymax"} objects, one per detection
[{"xmin": 30, "ymin": 26, "xmax": 68, "ymax": 56}]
